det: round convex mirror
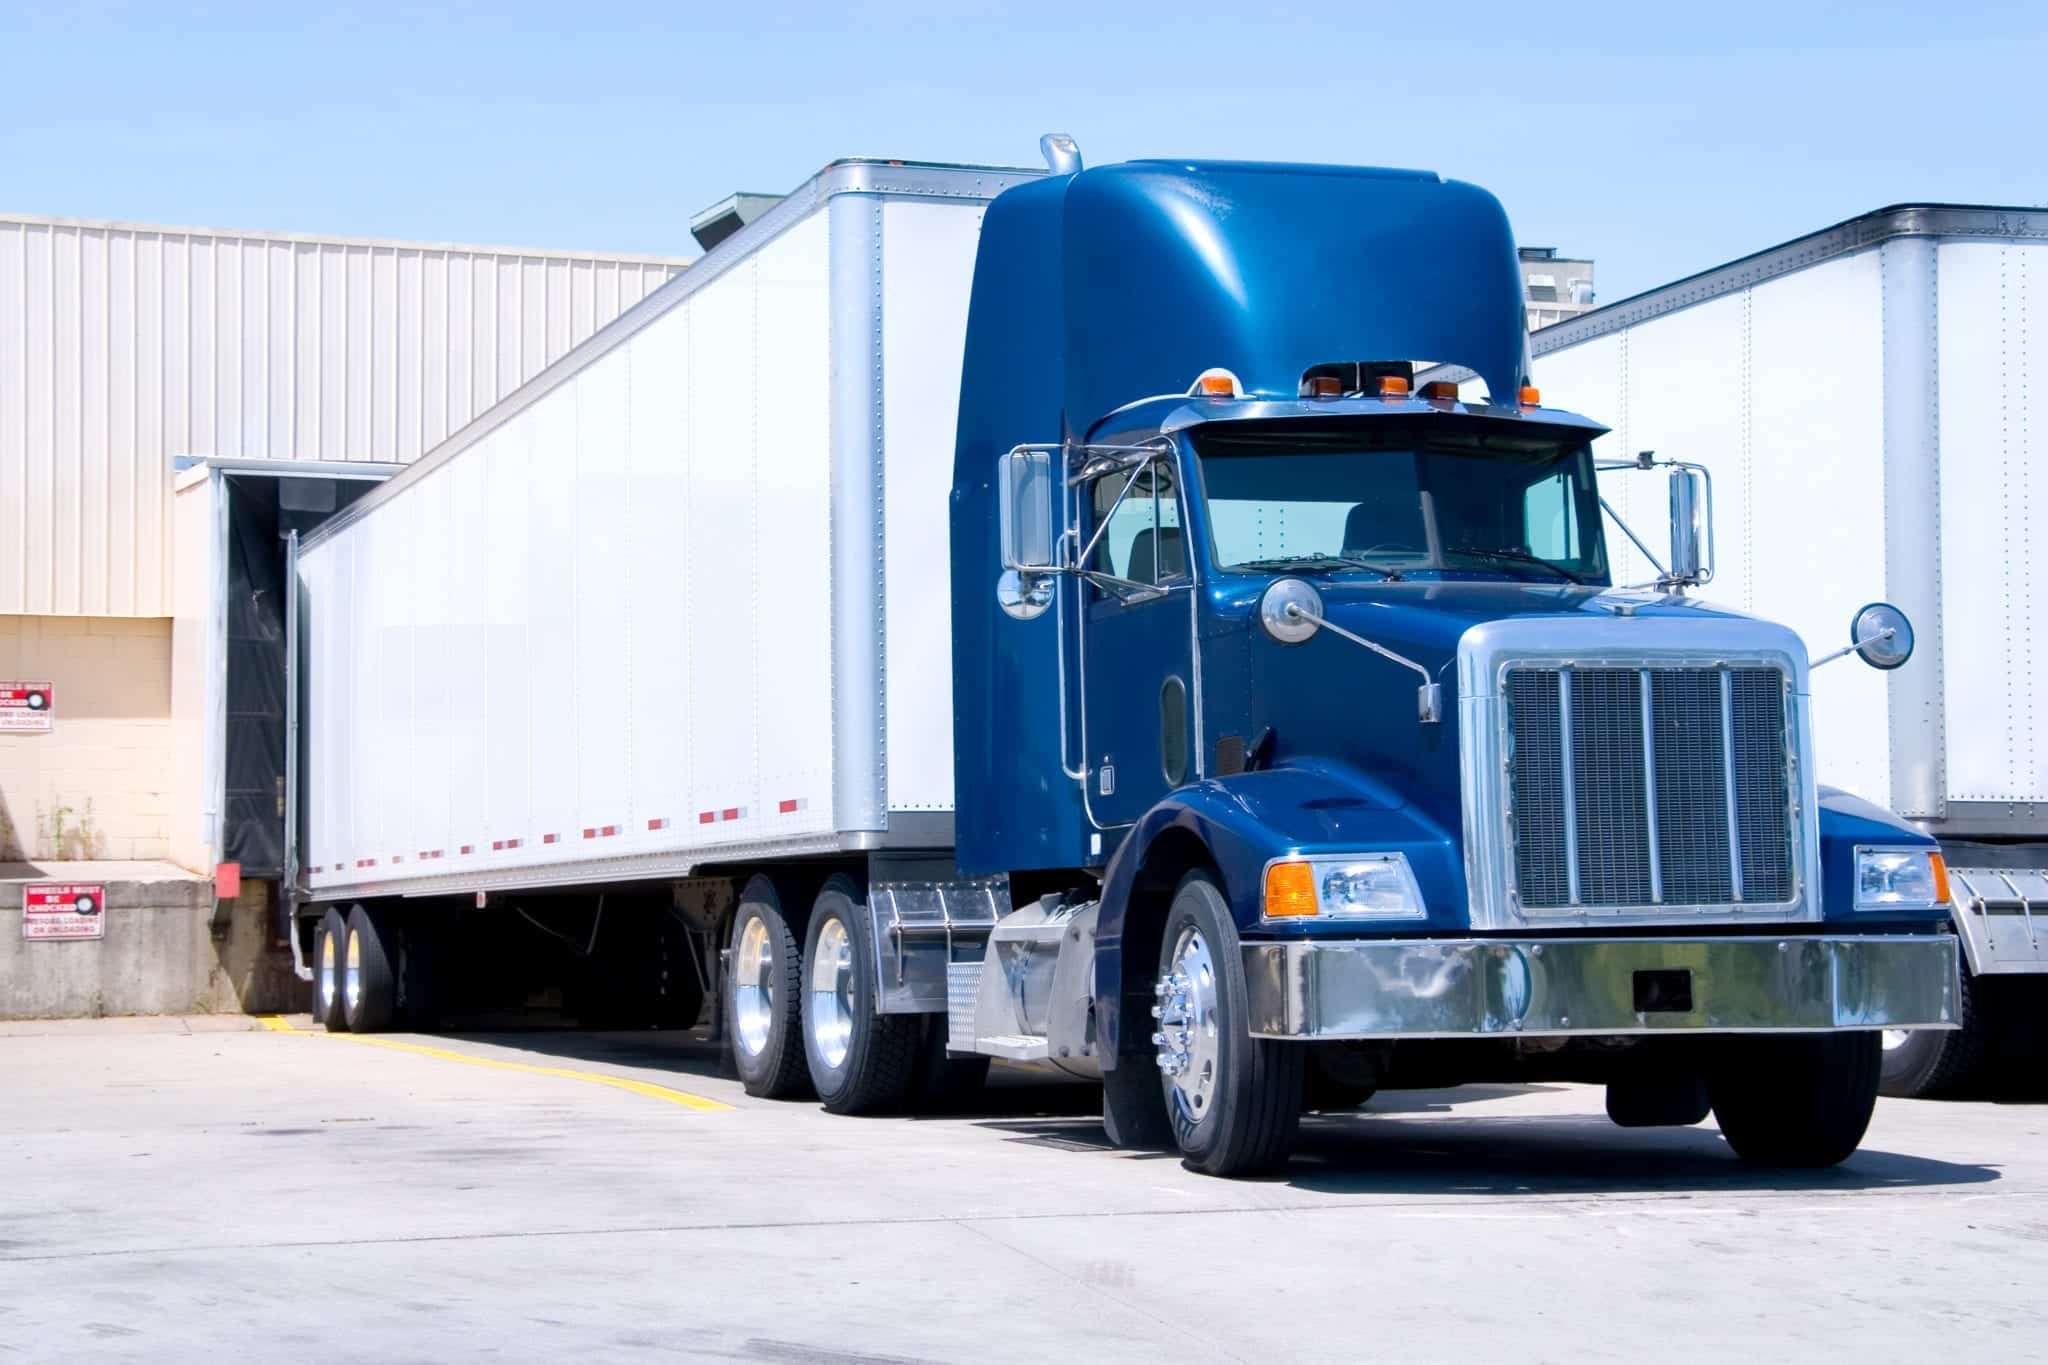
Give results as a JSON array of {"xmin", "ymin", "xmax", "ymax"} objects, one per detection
[
  {"xmin": 996, "ymin": 569, "xmax": 1054, "ymax": 621},
  {"xmin": 1851, "ymin": 601, "xmax": 1915, "ymax": 670},
  {"xmin": 1259, "ymin": 578, "xmax": 1323, "ymax": 644}
]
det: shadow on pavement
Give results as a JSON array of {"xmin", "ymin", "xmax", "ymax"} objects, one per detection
[
  {"xmin": 386, "ymin": 1026, "xmax": 2004, "ymax": 1195},
  {"xmin": 975, "ymin": 1094, "xmax": 2000, "ymax": 1196}
]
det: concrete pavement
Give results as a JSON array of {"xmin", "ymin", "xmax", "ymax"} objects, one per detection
[{"xmin": 1, "ymin": 1017, "xmax": 2042, "ymax": 1363}]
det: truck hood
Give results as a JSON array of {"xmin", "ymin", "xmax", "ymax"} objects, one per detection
[{"xmin": 1211, "ymin": 578, "xmax": 1801, "ymax": 838}]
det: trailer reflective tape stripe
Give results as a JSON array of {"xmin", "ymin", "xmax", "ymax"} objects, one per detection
[
  {"xmin": 579, "ymin": 825, "xmax": 622, "ymax": 840},
  {"xmin": 777, "ymin": 798, "xmax": 808, "ymax": 815},
  {"xmin": 721, "ymin": 807, "xmax": 744, "ymax": 821},
  {"xmin": 647, "ymin": 818, "xmax": 669, "ymax": 831},
  {"xmin": 459, "ymin": 845, "xmax": 473, "ymax": 855},
  {"xmin": 254, "ymin": 1018, "xmax": 732, "ymax": 1112},
  {"xmin": 698, "ymin": 812, "xmax": 716, "ymax": 825},
  {"xmin": 543, "ymin": 833, "xmax": 560, "ymax": 844}
]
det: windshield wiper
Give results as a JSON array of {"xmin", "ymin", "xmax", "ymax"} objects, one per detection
[
  {"xmin": 1452, "ymin": 548, "xmax": 1585, "ymax": 584},
  {"xmin": 1234, "ymin": 552, "xmax": 1405, "ymax": 581}
]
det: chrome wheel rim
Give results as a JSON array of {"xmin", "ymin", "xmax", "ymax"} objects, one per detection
[
  {"xmin": 344, "ymin": 928, "xmax": 362, "ymax": 1013},
  {"xmin": 318, "ymin": 931, "xmax": 336, "ymax": 1014},
  {"xmin": 1881, "ymin": 1028, "xmax": 1911, "ymax": 1052},
  {"xmin": 808, "ymin": 915, "xmax": 855, "ymax": 1070},
  {"xmin": 1154, "ymin": 925, "xmax": 1220, "ymax": 1122},
  {"xmin": 733, "ymin": 916, "xmax": 776, "ymax": 1057}
]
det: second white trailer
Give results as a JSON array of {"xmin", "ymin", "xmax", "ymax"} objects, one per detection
[{"xmin": 1524, "ymin": 203, "xmax": 2048, "ymax": 1093}]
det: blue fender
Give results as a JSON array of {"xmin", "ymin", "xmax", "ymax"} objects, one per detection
[
  {"xmin": 1815, "ymin": 786, "xmax": 1951, "ymax": 929},
  {"xmin": 1090, "ymin": 757, "xmax": 1464, "ymax": 1067}
]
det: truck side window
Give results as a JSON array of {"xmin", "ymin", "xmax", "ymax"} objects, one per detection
[{"xmin": 1090, "ymin": 461, "xmax": 1183, "ymax": 588}]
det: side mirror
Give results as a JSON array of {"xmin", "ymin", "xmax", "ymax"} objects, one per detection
[
  {"xmin": 1666, "ymin": 463, "xmax": 1711, "ymax": 587},
  {"xmin": 998, "ymin": 447, "xmax": 1055, "ymax": 572},
  {"xmin": 1851, "ymin": 602, "xmax": 1915, "ymax": 670},
  {"xmin": 1809, "ymin": 601, "xmax": 1915, "ymax": 672}
]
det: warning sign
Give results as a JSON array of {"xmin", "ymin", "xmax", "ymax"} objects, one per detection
[
  {"xmin": 1, "ymin": 682, "xmax": 54, "ymax": 733},
  {"xmin": 23, "ymin": 883, "xmax": 106, "ymax": 941}
]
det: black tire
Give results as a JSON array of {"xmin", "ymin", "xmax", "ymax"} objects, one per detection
[
  {"xmin": 343, "ymin": 903, "xmax": 399, "ymax": 1034},
  {"xmin": 1709, "ymin": 1032, "xmax": 1882, "ymax": 1168},
  {"xmin": 801, "ymin": 875, "xmax": 921, "ymax": 1115},
  {"xmin": 725, "ymin": 877, "xmax": 811, "ymax": 1099},
  {"xmin": 1303, "ymin": 1046, "xmax": 1379, "ymax": 1112},
  {"xmin": 1156, "ymin": 870, "xmax": 1303, "ymax": 1176},
  {"xmin": 1879, "ymin": 966, "xmax": 1989, "ymax": 1098},
  {"xmin": 909, "ymin": 1015, "xmax": 992, "ymax": 1113},
  {"xmin": 312, "ymin": 909, "xmax": 350, "ymax": 1032}
]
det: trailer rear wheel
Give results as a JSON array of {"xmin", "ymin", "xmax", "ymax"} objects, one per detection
[
  {"xmin": 801, "ymin": 876, "xmax": 919, "ymax": 1115},
  {"xmin": 1155, "ymin": 871, "xmax": 1302, "ymax": 1176},
  {"xmin": 1709, "ymin": 1032, "xmax": 1881, "ymax": 1168},
  {"xmin": 726, "ymin": 878, "xmax": 811, "ymax": 1099},
  {"xmin": 1879, "ymin": 966, "xmax": 1987, "ymax": 1098},
  {"xmin": 342, "ymin": 904, "xmax": 399, "ymax": 1034},
  {"xmin": 312, "ymin": 909, "xmax": 350, "ymax": 1032}
]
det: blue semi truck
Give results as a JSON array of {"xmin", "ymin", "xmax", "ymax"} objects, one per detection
[{"xmin": 290, "ymin": 139, "xmax": 1960, "ymax": 1177}]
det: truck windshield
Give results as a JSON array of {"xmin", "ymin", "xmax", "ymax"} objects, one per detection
[{"xmin": 1190, "ymin": 423, "xmax": 1608, "ymax": 583}]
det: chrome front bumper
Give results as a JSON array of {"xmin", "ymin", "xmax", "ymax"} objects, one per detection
[{"xmin": 1242, "ymin": 934, "xmax": 1958, "ymax": 1040}]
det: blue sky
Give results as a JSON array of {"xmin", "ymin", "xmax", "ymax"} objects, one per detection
[{"xmin": 3, "ymin": 2, "xmax": 2043, "ymax": 302}]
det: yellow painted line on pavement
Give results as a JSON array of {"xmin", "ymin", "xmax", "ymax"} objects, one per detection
[{"xmin": 254, "ymin": 1015, "xmax": 732, "ymax": 1112}]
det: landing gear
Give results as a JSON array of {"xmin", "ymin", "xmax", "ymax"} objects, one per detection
[{"xmin": 1152, "ymin": 871, "xmax": 1302, "ymax": 1176}]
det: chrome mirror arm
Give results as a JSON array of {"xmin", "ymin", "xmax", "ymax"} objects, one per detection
[
  {"xmin": 1282, "ymin": 603, "xmax": 1443, "ymax": 724},
  {"xmin": 1810, "ymin": 626, "xmax": 1896, "ymax": 671}
]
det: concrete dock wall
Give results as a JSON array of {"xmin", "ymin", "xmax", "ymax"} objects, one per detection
[{"xmin": 0, "ymin": 861, "xmax": 302, "ymax": 1018}]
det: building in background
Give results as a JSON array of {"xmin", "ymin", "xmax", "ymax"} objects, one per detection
[
  {"xmin": 0, "ymin": 212, "xmax": 690, "ymax": 867},
  {"xmin": 1520, "ymin": 246, "xmax": 1595, "ymax": 330}
]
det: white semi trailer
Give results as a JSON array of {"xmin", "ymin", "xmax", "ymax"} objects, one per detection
[{"xmin": 1520, "ymin": 203, "xmax": 2048, "ymax": 1095}]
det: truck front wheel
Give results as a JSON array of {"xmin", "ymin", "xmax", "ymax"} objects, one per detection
[
  {"xmin": 801, "ymin": 876, "xmax": 919, "ymax": 1115},
  {"xmin": 1708, "ymin": 1032, "xmax": 1882, "ymax": 1168},
  {"xmin": 1154, "ymin": 871, "xmax": 1303, "ymax": 1176},
  {"xmin": 1879, "ymin": 967, "xmax": 1987, "ymax": 1098},
  {"xmin": 725, "ymin": 878, "xmax": 812, "ymax": 1099}
]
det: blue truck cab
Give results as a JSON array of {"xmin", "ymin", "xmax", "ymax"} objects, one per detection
[{"xmin": 943, "ymin": 150, "xmax": 1958, "ymax": 1175}]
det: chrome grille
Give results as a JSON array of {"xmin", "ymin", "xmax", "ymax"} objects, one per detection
[{"xmin": 1505, "ymin": 664, "xmax": 1794, "ymax": 909}]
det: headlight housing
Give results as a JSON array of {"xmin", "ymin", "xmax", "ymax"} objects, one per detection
[
  {"xmin": 1854, "ymin": 847, "xmax": 1951, "ymax": 909},
  {"xmin": 1263, "ymin": 853, "xmax": 1426, "ymax": 922}
]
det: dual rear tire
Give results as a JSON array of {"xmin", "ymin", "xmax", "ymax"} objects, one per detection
[
  {"xmin": 308, "ymin": 903, "xmax": 410, "ymax": 1034},
  {"xmin": 725, "ymin": 873, "xmax": 962, "ymax": 1115}
]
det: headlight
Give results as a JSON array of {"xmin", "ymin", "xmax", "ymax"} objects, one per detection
[
  {"xmin": 1854, "ymin": 848, "xmax": 1951, "ymax": 909},
  {"xmin": 1264, "ymin": 853, "xmax": 1425, "ymax": 921}
]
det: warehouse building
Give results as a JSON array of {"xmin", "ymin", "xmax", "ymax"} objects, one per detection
[{"xmin": 0, "ymin": 211, "xmax": 689, "ymax": 1012}]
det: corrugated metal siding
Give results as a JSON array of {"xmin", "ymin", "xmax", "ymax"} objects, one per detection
[{"xmin": 0, "ymin": 213, "xmax": 688, "ymax": 616}]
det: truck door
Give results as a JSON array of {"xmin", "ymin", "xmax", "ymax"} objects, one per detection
[{"xmin": 1080, "ymin": 450, "xmax": 1197, "ymax": 829}]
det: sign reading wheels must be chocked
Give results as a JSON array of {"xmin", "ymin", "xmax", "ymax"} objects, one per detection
[
  {"xmin": 0, "ymin": 682, "xmax": 54, "ymax": 732},
  {"xmin": 23, "ymin": 883, "xmax": 106, "ymax": 941}
]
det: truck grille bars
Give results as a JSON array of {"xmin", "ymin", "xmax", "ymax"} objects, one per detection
[{"xmin": 1504, "ymin": 664, "xmax": 1795, "ymax": 910}]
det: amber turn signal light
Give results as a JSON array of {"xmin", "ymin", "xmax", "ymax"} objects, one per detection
[
  {"xmin": 1264, "ymin": 861, "xmax": 1319, "ymax": 917},
  {"xmin": 1377, "ymin": 375, "xmax": 1411, "ymax": 398}
]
